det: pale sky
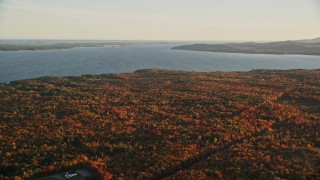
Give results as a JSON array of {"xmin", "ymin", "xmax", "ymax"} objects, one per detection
[{"xmin": 0, "ymin": 0, "xmax": 319, "ymax": 41}]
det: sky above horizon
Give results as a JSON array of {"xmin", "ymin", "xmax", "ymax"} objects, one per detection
[{"xmin": 0, "ymin": 0, "xmax": 319, "ymax": 41}]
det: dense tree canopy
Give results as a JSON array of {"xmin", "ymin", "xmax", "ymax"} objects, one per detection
[{"xmin": 0, "ymin": 69, "xmax": 319, "ymax": 179}]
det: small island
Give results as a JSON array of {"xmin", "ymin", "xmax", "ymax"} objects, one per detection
[{"xmin": 172, "ymin": 37, "xmax": 320, "ymax": 56}]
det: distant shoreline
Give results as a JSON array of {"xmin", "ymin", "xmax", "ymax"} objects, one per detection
[
  {"xmin": 172, "ymin": 40, "xmax": 320, "ymax": 56},
  {"xmin": 0, "ymin": 43, "xmax": 112, "ymax": 51},
  {"xmin": 0, "ymin": 41, "xmax": 181, "ymax": 51}
]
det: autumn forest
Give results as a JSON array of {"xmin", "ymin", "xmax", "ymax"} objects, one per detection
[{"xmin": 0, "ymin": 69, "xmax": 319, "ymax": 179}]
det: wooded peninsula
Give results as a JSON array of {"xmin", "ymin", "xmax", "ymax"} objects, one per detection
[{"xmin": 173, "ymin": 39, "xmax": 320, "ymax": 55}]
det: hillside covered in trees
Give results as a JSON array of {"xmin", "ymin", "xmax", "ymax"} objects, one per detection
[
  {"xmin": 173, "ymin": 40, "xmax": 320, "ymax": 55},
  {"xmin": 0, "ymin": 69, "xmax": 319, "ymax": 179}
]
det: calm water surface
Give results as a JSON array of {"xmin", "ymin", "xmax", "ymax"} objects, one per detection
[{"xmin": 0, "ymin": 44, "xmax": 319, "ymax": 82}]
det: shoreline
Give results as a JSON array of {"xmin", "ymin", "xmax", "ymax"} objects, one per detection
[{"xmin": 2, "ymin": 68, "xmax": 320, "ymax": 84}]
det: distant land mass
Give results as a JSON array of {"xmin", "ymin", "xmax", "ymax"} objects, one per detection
[
  {"xmin": 172, "ymin": 37, "xmax": 320, "ymax": 55},
  {"xmin": 0, "ymin": 43, "xmax": 125, "ymax": 51},
  {"xmin": 0, "ymin": 41, "xmax": 178, "ymax": 51},
  {"xmin": 295, "ymin": 37, "xmax": 320, "ymax": 43}
]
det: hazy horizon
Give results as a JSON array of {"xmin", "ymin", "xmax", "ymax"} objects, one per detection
[{"xmin": 0, "ymin": 0, "xmax": 319, "ymax": 41}]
